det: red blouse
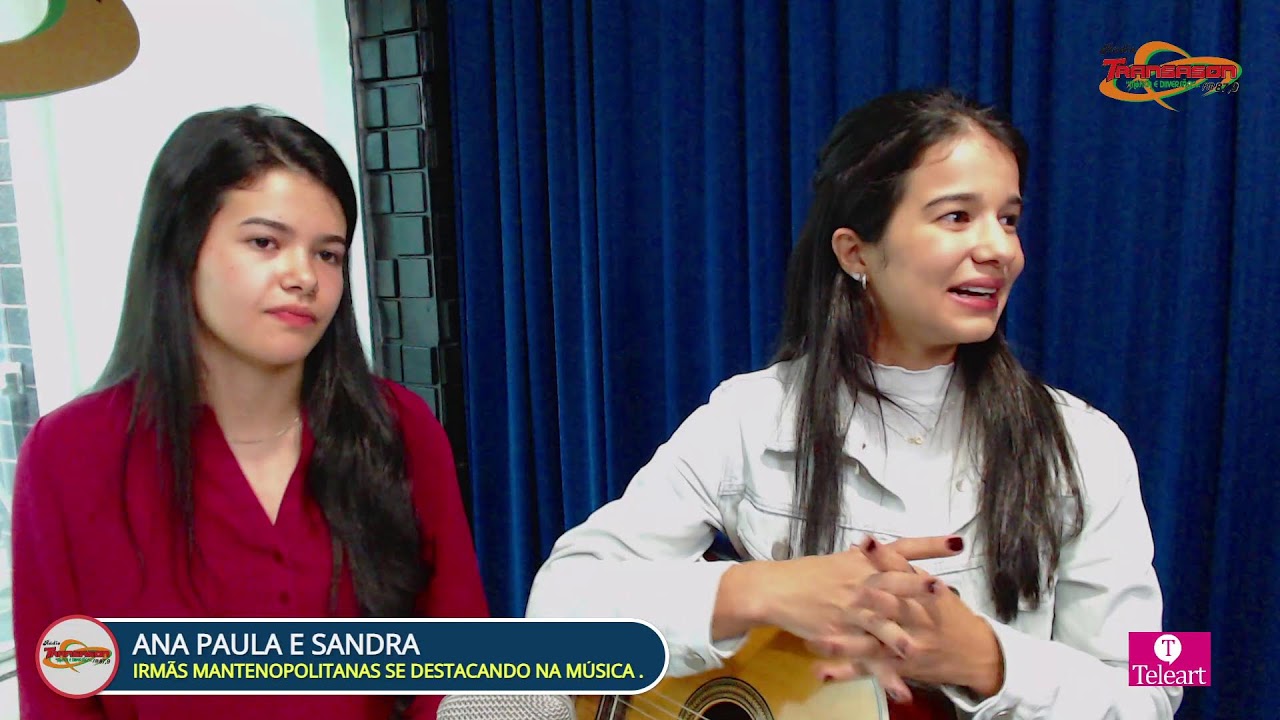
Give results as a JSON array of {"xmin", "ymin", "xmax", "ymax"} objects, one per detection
[{"xmin": 12, "ymin": 378, "xmax": 490, "ymax": 719}]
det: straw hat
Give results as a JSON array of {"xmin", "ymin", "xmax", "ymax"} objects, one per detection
[{"xmin": 0, "ymin": 0, "xmax": 139, "ymax": 100}]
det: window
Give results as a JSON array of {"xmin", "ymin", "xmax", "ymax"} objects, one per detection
[{"xmin": 0, "ymin": 101, "xmax": 41, "ymax": 668}]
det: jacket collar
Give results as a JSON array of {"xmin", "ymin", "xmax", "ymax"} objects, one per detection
[
  {"xmin": 762, "ymin": 360, "xmax": 892, "ymax": 481},
  {"xmin": 760, "ymin": 360, "xmax": 981, "ymax": 536}
]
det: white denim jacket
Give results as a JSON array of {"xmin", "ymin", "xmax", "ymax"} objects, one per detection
[{"xmin": 525, "ymin": 361, "xmax": 1183, "ymax": 719}]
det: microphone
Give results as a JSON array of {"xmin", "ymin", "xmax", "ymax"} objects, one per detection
[{"xmin": 436, "ymin": 694, "xmax": 575, "ymax": 720}]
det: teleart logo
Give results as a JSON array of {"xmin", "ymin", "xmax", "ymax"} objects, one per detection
[{"xmin": 1129, "ymin": 632, "xmax": 1211, "ymax": 687}]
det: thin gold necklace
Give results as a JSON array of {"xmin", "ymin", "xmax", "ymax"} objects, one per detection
[
  {"xmin": 226, "ymin": 415, "xmax": 300, "ymax": 445},
  {"xmin": 884, "ymin": 395, "xmax": 956, "ymax": 446}
]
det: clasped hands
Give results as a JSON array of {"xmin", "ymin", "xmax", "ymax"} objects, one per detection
[{"xmin": 751, "ymin": 535, "xmax": 1005, "ymax": 705}]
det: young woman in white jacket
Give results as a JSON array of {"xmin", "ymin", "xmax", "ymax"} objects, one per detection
[{"xmin": 526, "ymin": 88, "xmax": 1182, "ymax": 720}]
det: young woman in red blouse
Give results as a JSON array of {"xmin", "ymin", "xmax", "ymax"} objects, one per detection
[{"xmin": 12, "ymin": 107, "xmax": 489, "ymax": 719}]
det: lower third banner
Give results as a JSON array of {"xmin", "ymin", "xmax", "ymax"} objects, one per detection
[{"xmin": 36, "ymin": 616, "xmax": 668, "ymax": 698}]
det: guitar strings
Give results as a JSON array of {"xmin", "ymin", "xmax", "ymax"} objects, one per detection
[
  {"xmin": 610, "ymin": 699, "xmax": 687, "ymax": 720},
  {"xmin": 608, "ymin": 688, "xmax": 715, "ymax": 720}
]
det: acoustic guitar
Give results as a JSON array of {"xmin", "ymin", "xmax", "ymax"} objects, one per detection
[{"xmin": 574, "ymin": 626, "xmax": 955, "ymax": 720}]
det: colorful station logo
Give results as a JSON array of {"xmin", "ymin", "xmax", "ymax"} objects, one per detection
[
  {"xmin": 1099, "ymin": 41, "xmax": 1242, "ymax": 111},
  {"xmin": 37, "ymin": 615, "xmax": 120, "ymax": 698}
]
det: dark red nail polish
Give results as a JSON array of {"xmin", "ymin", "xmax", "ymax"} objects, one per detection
[
  {"xmin": 866, "ymin": 538, "xmax": 877, "ymax": 552},
  {"xmin": 947, "ymin": 536, "xmax": 964, "ymax": 551},
  {"xmin": 928, "ymin": 580, "xmax": 939, "ymax": 594},
  {"xmin": 821, "ymin": 673, "xmax": 834, "ymax": 683}
]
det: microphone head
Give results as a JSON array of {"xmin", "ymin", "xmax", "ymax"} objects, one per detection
[{"xmin": 436, "ymin": 694, "xmax": 575, "ymax": 720}]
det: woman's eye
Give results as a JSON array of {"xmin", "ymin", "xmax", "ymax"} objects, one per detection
[
  {"xmin": 251, "ymin": 237, "xmax": 275, "ymax": 249},
  {"xmin": 942, "ymin": 211, "xmax": 970, "ymax": 223}
]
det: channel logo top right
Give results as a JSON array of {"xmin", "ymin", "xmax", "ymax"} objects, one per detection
[
  {"xmin": 1129, "ymin": 632, "xmax": 1211, "ymax": 687},
  {"xmin": 1099, "ymin": 41, "xmax": 1242, "ymax": 112}
]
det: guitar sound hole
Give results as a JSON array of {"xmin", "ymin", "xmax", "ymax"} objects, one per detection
[
  {"xmin": 684, "ymin": 676, "xmax": 772, "ymax": 720},
  {"xmin": 702, "ymin": 701, "xmax": 753, "ymax": 720}
]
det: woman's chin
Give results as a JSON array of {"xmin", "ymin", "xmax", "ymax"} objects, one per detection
[{"xmin": 946, "ymin": 322, "xmax": 1001, "ymax": 346}]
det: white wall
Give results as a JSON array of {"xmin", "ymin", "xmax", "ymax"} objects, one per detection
[{"xmin": 5, "ymin": 0, "xmax": 372, "ymax": 415}]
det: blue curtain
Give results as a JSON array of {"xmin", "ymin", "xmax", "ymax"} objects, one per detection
[{"xmin": 447, "ymin": 2, "xmax": 1278, "ymax": 718}]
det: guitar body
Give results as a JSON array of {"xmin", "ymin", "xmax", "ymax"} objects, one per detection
[{"xmin": 575, "ymin": 627, "xmax": 891, "ymax": 720}]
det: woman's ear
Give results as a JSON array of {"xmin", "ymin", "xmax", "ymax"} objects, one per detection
[{"xmin": 831, "ymin": 227, "xmax": 870, "ymax": 283}]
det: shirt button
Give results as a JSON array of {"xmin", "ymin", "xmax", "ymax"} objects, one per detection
[
  {"xmin": 956, "ymin": 479, "xmax": 968, "ymax": 492},
  {"xmin": 993, "ymin": 710, "xmax": 1014, "ymax": 719},
  {"xmin": 771, "ymin": 541, "xmax": 791, "ymax": 561},
  {"xmin": 685, "ymin": 653, "xmax": 705, "ymax": 670},
  {"xmin": 273, "ymin": 549, "xmax": 286, "ymax": 563},
  {"xmin": 279, "ymin": 591, "xmax": 291, "ymax": 605}
]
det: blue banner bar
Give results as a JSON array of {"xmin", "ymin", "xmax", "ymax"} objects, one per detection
[{"xmin": 96, "ymin": 619, "xmax": 667, "ymax": 695}]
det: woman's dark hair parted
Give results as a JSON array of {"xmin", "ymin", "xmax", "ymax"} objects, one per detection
[
  {"xmin": 775, "ymin": 88, "xmax": 1085, "ymax": 622},
  {"xmin": 97, "ymin": 106, "xmax": 428, "ymax": 619}
]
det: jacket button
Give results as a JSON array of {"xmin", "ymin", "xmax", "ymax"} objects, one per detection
[{"xmin": 771, "ymin": 541, "xmax": 791, "ymax": 561}]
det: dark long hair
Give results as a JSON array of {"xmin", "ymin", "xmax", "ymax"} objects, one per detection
[
  {"xmin": 98, "ymin": 107, "xmax": 428, "ymax": 623},
  {"xmin": 776, "ymin": 89, "xmax": 1084, "ymax": 621}
]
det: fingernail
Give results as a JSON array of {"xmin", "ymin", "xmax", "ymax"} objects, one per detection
[
  {"xmin": 927, "ymin": 579, "xmax": 940, "ymax": 594},
  {"xmin": 865, "ymin": 538, "xmax": 878, "ymax": 552},
  {"xmin": 888, "ymin": 688, "xmax": 905, "ymax": 702},
  {"xmin": 896, "ymin": 640, "xmax": 911, "ymax": 658},
  {"xmin": 947, "ymin": 536, "xmax": 964, "ymax": 552},
  {"xmin": 821, "ymin": 672, "xmax": 834, "ymax": 683}
]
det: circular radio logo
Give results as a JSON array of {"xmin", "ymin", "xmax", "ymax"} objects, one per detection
[{"xmin": 37, "ymin": 616, "xmax": 120, "ymax": 698}]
